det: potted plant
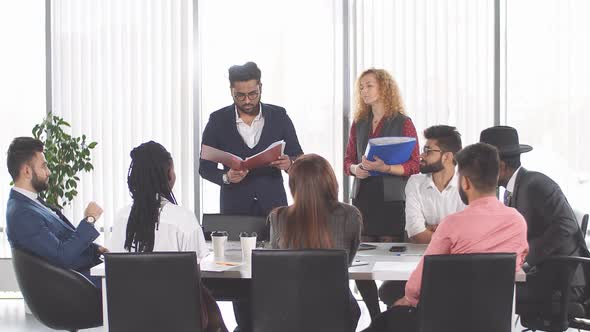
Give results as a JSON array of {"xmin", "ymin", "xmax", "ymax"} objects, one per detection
[{"xmin": 32, "ymin": 112, "xmax": 97, "ymax": 209}]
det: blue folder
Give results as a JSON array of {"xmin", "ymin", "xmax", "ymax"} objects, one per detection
[{"xmin": 364, "ymin": 137, "xmax": 417, "ymax": 176}]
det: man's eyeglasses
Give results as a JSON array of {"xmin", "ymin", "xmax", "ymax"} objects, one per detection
[
  {"xmin": 233, "ymin": 90, "xmax": 260, "ymax": 102},
  {"xmin": 422, "ymin": 146, "xmax": 443, "ymax": 155}
]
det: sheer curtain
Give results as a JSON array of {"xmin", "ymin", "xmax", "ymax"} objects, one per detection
[
  {"xmin": 504, "ymin": 0, "xmax": 590, "ymax": 209},
  {"xmin": 198, "ymin": 0, "xmax": 344, "ymax": 211},
  {"xmin": 0, "ymin": 0, "xmax": 46, "ymax": 257},
  {"xmin": 351, "ymin": 0, "xmax": 495, "ymax": 146},
  {"xmin": 50, "ymin": 0, "xmax": 195, "ymax": 243}
]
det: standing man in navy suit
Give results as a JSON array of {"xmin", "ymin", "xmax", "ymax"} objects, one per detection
[
  {"xmin": 6, "ymin": 137, "xmax": 107, "ymax": 288},
  {"xmin": 199, "ymin": 62, "xmax": 303, "ymax": 332},
  {"xmin": 199, "ymin": 61, "xmax": 303, "ymax": 218}
]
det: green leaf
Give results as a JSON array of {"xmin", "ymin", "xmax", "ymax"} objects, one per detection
[{"xmin": 30, "ymin": 113, "xmax": 96, "ymax": 205}]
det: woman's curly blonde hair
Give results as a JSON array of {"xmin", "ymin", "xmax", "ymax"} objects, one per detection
[{"xmin": 353, "ymin": 68, "xmax": 405, "ymax": 123}]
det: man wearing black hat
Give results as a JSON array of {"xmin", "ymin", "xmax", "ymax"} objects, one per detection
[{"xmin": 480, "ymin": 125, "xmax": 588, "ymax": 307}]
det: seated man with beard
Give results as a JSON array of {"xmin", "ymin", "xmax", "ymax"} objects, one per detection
[
  {"xmin": 379, "ymin": 125, "xmax": 466, "ymax": 306},
  {"xmin": 363, "ymin": 143, "xmax": 529, "ymax": 332},
  {"xmin": 6, "ymin": 137, "xmax": 106, "ymax": 288}
]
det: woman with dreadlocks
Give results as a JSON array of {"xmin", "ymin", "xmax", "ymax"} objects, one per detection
[{"xmin": 109, "ymin": 141, "xmax": 227, "ymax": 332}]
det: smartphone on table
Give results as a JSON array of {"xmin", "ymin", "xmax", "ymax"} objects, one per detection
[{"xmin": 389, "ymin": 245, "xmax": 407, "ymax": 253}]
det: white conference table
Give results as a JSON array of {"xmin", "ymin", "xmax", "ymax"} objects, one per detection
[{"xmin": 90, "ymin": 242, "xmax": 526, "ymax": 330}]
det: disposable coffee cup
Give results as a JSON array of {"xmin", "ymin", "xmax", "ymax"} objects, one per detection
[
  {"xmin": 211, "ymin": 231, "xmax": 228, "ymax": 259},
  {"xmin": 240, "ymin": 232, "xmax": 257, "ymax": 264}
]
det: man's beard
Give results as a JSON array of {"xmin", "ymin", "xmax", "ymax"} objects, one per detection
[
  {"xmin": 458, "ymin": 184, "xmax": 469, "ymax": 205},
  {"xmin": 420, "ymin": 159, "xmax": 444, "ymax": 174},
  {"xmin": 237, "ymin": 102, "xmax": 260, "ymax": 116},
  {"xmin": 31, "ymin": 170, "xmax": 49, "ymax": 193}
]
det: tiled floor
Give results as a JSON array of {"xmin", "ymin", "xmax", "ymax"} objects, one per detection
[
  {"xmin": 0, "ymin": 298, "xmax": 374, "ymax": 332},
  {"xmin": 3, "ymin": 297, "xmax": 584, "ymax": 332}
]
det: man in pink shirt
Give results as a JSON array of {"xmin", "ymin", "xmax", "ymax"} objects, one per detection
[{"xmin": 363, "ymin": 143, "xmax": 529, "ymax": 332}]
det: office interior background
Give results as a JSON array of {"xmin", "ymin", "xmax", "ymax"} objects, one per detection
[{"xmin": 0, "ymin": 0, "xmax": 589, "ymax": 293}]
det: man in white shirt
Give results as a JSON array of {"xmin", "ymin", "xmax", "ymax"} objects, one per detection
[
  {"xmin": 198, "ymin": 62, "xmax": 304, "ymax": 332},
  {"xmin": 379, "ymin": 125, "xmax": 465, "ymax": 306},
  {"xmin": 199, "ymin": 61, "xmax": 303, "ymax": 221},
  {"xmin": 405, "ymin": 125, "xmax": 466, "ymax": 244}
]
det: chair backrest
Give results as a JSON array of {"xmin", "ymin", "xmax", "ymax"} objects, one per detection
[
  {"xmin": 573, "ymin": 209, "xmax": 589, "ymax": 238},
  {"xmin": 105, "ymin": 252, "xmax": 202, "ymax": 332},
  {"xmin": 11, "ymin": 247, "xmax": 103, "ymax": 330},
  {"xmin": 419, "ymin": 253, "xmax": 516, "ymax": 332},
  {"xmin": 251, "ymin": 249, "xmax": 353, "ymax": 332},
  {"xmin": 519, "ymin": 255, "xmax": 590, "ymax": 331},
  {"xmin": 202, "ymin": 213, "xmax": 269, "ymax": 241}
]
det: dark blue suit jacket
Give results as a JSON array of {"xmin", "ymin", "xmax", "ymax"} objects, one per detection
[
  {"xmin": 199, "ymin": 103, "xmax": 303, "ymax": 216},
  {"xmin": 6, "ymin": 189, "xmax": 101, "ymax": 284}
]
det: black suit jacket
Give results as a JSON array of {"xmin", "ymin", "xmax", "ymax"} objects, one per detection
[
  {"xmin": 198, "ymin": 103, "xmax": 303, "ymax": 216},
  {"xmin": 512, "ymin": 168, "xmax": 588, "ymax": 285}
]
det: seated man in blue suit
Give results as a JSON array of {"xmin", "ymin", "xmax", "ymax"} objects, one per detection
[
  {"xmin": 199, "ymin": 62, "xmax": 303, "ymax": 332},
  {"xmin": 6, "ymin": 137, "xmax": 107, "ymax": 288}
]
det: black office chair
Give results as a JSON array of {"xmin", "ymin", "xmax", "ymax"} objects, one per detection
[
  {"xmin": 104, "ymin": 252, "xmax": 202, "ymax": 332},
  {"xmin": 519, "ymin": 255, "xmax": 590, "ymax": 332},
  {"xmin": 11, "ymin": 247, "xmax": 103, "ymax": 332},
  {"xmin": 202, "ymin": 213, "xmax": 269, "ymax": 241},
  {"xmin": 419, "ymin": 253, "xmax": 517, "ymax": 332},
  {"xmin": 251, "ymin": 249, "xmax": 356, "ymax": 332}
]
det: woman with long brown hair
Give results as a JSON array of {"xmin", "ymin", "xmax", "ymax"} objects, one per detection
[
  {"xmin": 268, "ymin": 153, "xmax": 362, "ymax": 329},
  {"xmin": 344, "ymin": 69, "xmax": 420, "ymax": 320}
]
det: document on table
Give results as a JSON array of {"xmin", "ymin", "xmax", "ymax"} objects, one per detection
[
  {"xmin": 351, "ymin": 260, "xmax": 369, "ymax": 267},
  {"xmin": 201, "ymin": 261, "xmax": 241, "ymax": 272},
  {"xmin": 372, "ymin": 261, "xmax": 417, "ymax": 272}
]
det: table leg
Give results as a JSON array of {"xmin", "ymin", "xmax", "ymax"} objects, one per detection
[{"xmin": 102, "ymin": 278, "xmax": 109, "ymax": 331}]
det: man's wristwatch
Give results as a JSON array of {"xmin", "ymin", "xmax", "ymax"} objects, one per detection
[
  {"xmin": 86, "ymin": 216, "xmax": 96, "ymax": 224},
  {"xmin": 222, "ymin": 172, "xmax": 230, "ymax": 185}
]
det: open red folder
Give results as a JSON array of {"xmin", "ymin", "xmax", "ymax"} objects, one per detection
[{"xmin": 200, "ymin": 140, "xmax": 285, "ymax": 171}]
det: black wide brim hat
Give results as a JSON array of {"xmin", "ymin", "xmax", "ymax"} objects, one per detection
[{"xmin": 480, "ymin": 126, "xmax": 533, "ymax": 157}]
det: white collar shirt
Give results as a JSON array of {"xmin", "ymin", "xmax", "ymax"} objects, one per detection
[
  {"xmin": 404, "ymin": 171, "xmax": 467, "ymax": 238},
  {"xmin": 235, "ymin": 104, "xmax": 265, "ymax": 149},
  {"xmin": 506, "ymin": 166, "xmax": 522, "ymax": 194},
  {"xmin": 502, "ymin": 166, "xmax": 522, "ymax": 206},
  {"xmin": 108, "ymin": 198, "xmax": 209, "ymax": 262}
]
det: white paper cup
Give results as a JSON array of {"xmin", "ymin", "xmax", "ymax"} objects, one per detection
[
  {"xmin": 212, "ymin": 235, "xmax": 227, "ymax": 259},
  {"xmin": 240, "ymin": 236, "xmax": 257, "ymax": 264}
]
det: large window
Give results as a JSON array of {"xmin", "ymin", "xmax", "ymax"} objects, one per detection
[
  {"xmin": 504, "ymin": 0, "xmax": 590, "ymax": 209},
  {"xmin": 0, "ymin": 0, "xmax": 46, "ymax": 257},
  {"xmin": 4, "ymin": 0, "xmax": 587, "ymax": 243},
  {"xmin": 352, "ymin": 0, "xmax": 495, "ymax": 147},
  {"xmin": 50, "ymin": 0, "xmax": 195, "ymax": 245},
  {"xmin": 198, "ymin": 0, "xmax": 344, "ymax": 212}
]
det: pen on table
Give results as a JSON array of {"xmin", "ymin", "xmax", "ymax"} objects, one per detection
[
  {"xmin": 215, "ymin": 262, "xmax": 240, "ymax": 266},
  {"xmin": 352, "ymin": 260, "xmax": 369, "ymax": 267}
]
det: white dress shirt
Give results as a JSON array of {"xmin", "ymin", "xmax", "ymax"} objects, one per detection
[
  {"xmin": 235, "ymin": 104, "xmax": 265, "ymax": 148},
  {"xmin": 506, "ymin": 166, "xmax": 522, "ymax": 195},
  {"xmin": 109, "ymin": 198, "xmax": 209, "ymax": 262},
  {"xmin": 404, "ymin": 172, "xmax": 466, "ymax": 238}
]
